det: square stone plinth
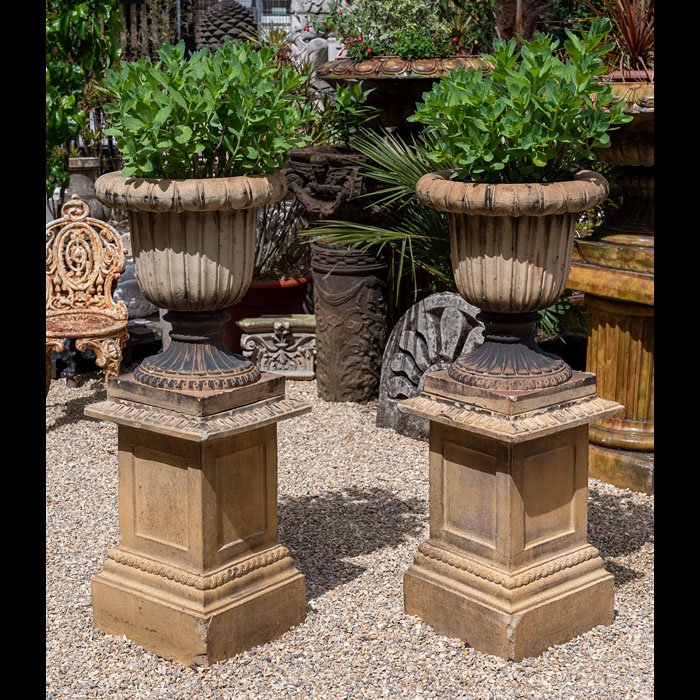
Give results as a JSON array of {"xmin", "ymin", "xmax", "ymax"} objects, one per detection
[
  {"xmin": 85, "ymin": 385, "xmax": 311, "ymax": 666},
  {"xmin": 399, "ymin": 372, "xmax": 623, "ymax": 661}
]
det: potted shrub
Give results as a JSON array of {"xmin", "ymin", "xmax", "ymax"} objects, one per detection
[
  {"xmin": 312, "ymin": 0, "xmax": 491, "ymax": 133},
  {"xmin": 95, "ymin": 39, "xmax": 317, "ymax": 391},
  {"xmin": 408, "ymin": 18, "xmax": 631, "ymax": 391}
]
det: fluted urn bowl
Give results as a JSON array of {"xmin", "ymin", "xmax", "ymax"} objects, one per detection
[
  {"xmin": 96, "ymin": 171, "xmax": 287, "ymax": 391},
  {"xmin": 415, "ymin": 169, "xmax": 609, "ymax": 390}
]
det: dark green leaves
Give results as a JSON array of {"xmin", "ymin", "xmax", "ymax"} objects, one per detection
[
  {"xmin": 409, "ymin": 18, "xmax": 632, "ymax": 183},
  {"xmin": 100, "ymin": 40, "xmax": 318, "ymax": 179},
  {"xmin": 46, "ymin": 0, "xmax": 123, "ymax": 198}
]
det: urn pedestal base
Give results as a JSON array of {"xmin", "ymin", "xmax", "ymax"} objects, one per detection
[
  {"xmin": 85, "ymin": 375, "xmax": 311, "ymax": 666},
  {"xmin": 399, "ymin": 370, "xmax": 623, "ymax": 661}
]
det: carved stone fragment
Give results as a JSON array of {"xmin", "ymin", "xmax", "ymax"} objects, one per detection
[
  {"xmin": 311, "ymin": 243, "xmax": 388, "ymax": 402},
  {"xmin": 376, "ymin": 293, "xmax": 483, "ymax": 439},
  {"xmin": 239, "ymin": 314, "xmax": 316, "ymax": 380}
]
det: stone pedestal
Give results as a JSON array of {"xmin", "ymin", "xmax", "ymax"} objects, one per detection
[
  {"xmin": 85, "ymin": 373, "xmax": 311, "ymax": 666},
  {"xmin": 399, "ymin": 370, "xmax": 623, "ymax": 661}
]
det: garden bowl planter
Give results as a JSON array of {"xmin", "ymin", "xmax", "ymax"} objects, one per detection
[
  {"xmin": 95, "ymin": 170, "xmax": 287, "ymax": 391},
  {"xmin": 316, "ymin": 56, "xmax": 491, "ymax": 131},
  {"xmin": 415, "ymin": 169, "xmax": 609, "ymax": 391}
]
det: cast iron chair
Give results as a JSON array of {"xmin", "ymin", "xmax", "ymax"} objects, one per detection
[{"xmin": 46, "ymin": 194, "xmax": 130, "ymax": 395}]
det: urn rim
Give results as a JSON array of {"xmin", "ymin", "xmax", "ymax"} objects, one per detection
[
  {"xmin": 415, "ymin": 169, "xmax": 609, "ymax": 217},
  {"xmin": 95, "ymin": 169, "xmax": 287, "ymax": 213}
]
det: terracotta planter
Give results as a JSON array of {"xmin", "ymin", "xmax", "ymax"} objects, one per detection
[
  {"xmin": 415, "ymin": 169, "xmax": 609, "ymax": 391},
  {"xmin": 316, "ymin": 56, "xmax": 491, "ymax": 131},
  {"xmin": 222, "ymin": 276, "xmax": 310, "ymax": 353},
  {"xmin": 95, "ymin": 170, "xmax": 287, "ymax": 391},
  {"xmin": 591, "ymin": 74, "xmax": 654, "ymax": 246}
]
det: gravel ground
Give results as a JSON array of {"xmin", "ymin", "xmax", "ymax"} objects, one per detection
[{"xmin": 46, "ymin": 370, "xmax": 654, "ymax": 700}]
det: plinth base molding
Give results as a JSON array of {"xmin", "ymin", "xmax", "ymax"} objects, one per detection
[
  {"xmin": 404, "ymin": 542, "xmax": 614, "ymax": 662},
  {"xmin": 92, "ymin": 545, "xmax": 306, "ymax": 667}
]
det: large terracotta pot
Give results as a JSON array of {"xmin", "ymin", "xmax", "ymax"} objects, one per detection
[
  {"xmin": 222, "ymin": 276, "xmax": 310, "ymax": 353},
  {"xmin": 415, "ymin": 169, "xmax": 609, "ymax": 391},
  {"xmin": 95, "ymin": 170, "xmax": 287, "ymax": 391},
  {"xmin": 592, "ymin": 74, "xmax": 654, "ymax": 246}
]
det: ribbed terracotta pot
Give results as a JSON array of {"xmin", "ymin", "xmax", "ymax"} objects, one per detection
[
  {"xmin": 415, "ymin": 169, "xmax": 609, "ymax": 390},
  {"xmin": 95, "ymin": 170, "xmax": 287, "ymax": 391}
]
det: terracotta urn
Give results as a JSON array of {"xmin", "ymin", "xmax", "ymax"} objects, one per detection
[
  {"xmin": 95, "ymin": 170, "xmax": 287, "ymax": 391},
  {"xmin": 415, "ymin": 169, "xmax": 609, "ymax": 390},
  {"xmin": 592, "ymin": 73, "xmax": 654, "ymax": 247}
]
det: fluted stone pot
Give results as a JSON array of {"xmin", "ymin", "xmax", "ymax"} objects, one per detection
[
  {"xmin": 415, "ymin": 169, "xmax": 609, "ymax": 391},
  {"xmin": 95, "ymin": 171, "xmax": 287, "ymax": 391}
]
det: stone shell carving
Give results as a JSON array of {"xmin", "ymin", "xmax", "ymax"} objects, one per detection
[{"xmin": 376, "ymin": 292, "xmax": 483, "ymax": 439}]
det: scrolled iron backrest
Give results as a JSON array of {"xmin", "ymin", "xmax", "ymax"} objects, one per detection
[{"xmin": 46, "ymin": 195, "xmax": 128, "ymax": 320}]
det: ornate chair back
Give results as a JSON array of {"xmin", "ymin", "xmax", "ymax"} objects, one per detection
[{"xmin": 46, "ymin": 195, "xmax": 129, "ymax": 393}]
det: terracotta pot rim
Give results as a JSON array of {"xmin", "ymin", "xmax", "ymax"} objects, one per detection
[
  {"xmin": 317, "ymin": 55, "xmax": 491, "ymax": 79},
  {"xmin": 95, "ymin": 169, "xmax": 287, "ymax": 213},
  {"xmin": 415, "ymin": 169, "xmax": 609, "ymax": 217},
  {"xmin": 249, "ymin": 276, "xmax": 310, "ymax": 289}
]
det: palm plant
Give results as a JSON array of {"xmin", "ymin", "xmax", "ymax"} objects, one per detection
[{"xmin": 301, "ymin": 128, "xmax": 457, "ymax": 301}]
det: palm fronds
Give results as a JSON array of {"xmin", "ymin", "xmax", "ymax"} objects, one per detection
[{"xmin": 300, "ymin": 128, "xmax": 456, "ymax": 300}]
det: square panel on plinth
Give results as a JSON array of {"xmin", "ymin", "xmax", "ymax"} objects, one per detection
[
  {"xmin": 85, "ymin": 378, "xmax": 311, "ymax": 666},
  {"xmin": 400, "ymin": 370, "xmax": 623, "ymax": 661}
]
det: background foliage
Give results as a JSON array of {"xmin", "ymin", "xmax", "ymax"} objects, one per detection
[{"xmin": 46, "ymin": 0, "xmax": 123, "ymax": 201}]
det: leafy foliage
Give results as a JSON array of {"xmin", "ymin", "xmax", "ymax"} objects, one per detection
[
  {"xmin": 315, "ymin": 0, "xmax": 456, "ymax": 60},
  {"xmin": 302, "ymin": 129, "xmax": 457, "ymax": 299},
  {"xmin": 409, "ymin": 18, "xmax": 632, "ymax": 183},
  {"xmin": 580, "ymin": 0, "xmax": 654, "ymax": 74},
  {"xmin": 46, "ymin": 0, "xmax": 123, "ymax": 199},
  {"xmin": 100, "ymin": 40, "xmax": 318, "ymax": 179}
]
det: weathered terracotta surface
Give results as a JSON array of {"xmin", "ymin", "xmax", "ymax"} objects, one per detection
[
  {"xmin": 46, "ymin": 195, "xmax": 130, "ymax": 389},
  {"xmin": 566, "ymin": 79, "xmax": 654, "ymax": 492},
  {"xmin": 95, "ymin": 171, "xmax": 287, "ymax": 391},
  {"xmin": 85, "ymin": 380, "xmax": 311, "ymax": 666},
  {"xmin": 415, "ymin": 170, "xmax": 609, "ymax": 391},
  {"xmin": 586, "ymin": 295, "xmax": 654, "ymax": 451},
  {"xmin": 400, "ymin": 372, "xmax": 622, "ymax": 661}
]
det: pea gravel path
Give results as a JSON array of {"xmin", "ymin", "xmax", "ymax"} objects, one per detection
[{"xmin": 46, "ymin": 371, "xmax": 654, "ymax": 699}]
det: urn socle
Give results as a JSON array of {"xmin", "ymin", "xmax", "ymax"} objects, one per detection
[
  {"xmin": 415, "ymin": 169, "xmax": 609, "ymax": 391},
  {"xmin": 96, "ymin": 170, "xmax": 287, "ymax": 391}
]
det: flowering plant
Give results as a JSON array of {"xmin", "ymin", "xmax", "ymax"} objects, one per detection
[{"xmin": 313, "ymin": 0, "xmax": 458, "ymax": 60}]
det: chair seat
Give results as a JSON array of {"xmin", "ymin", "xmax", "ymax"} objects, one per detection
[{"xmin": 46, "ymin": 312, "xmax": 128, "ymax": 340}]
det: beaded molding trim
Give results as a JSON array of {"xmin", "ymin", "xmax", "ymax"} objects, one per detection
[
  {"xmin": 400, "ymin": 393, "xmax": 622, "ymax": 443},
  {"xmin": 85, "ymin": 396, "xmax": 311, "ymax": 442},
  {"xmin": 107, "ymin": 545, "xmax": 291, "ymax": 591},
  {"xmin": 417, "ymin": 542, "xmax": 599, "ymax": 590}
]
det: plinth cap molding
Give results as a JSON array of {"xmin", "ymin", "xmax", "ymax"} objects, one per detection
[
  {"xmin": 415, "ymin": 169, "xmax": 609, "ymax": 217},
  {"xmin": 96, "ymin": 170, "xmax": 288, "ymax": 213}
]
